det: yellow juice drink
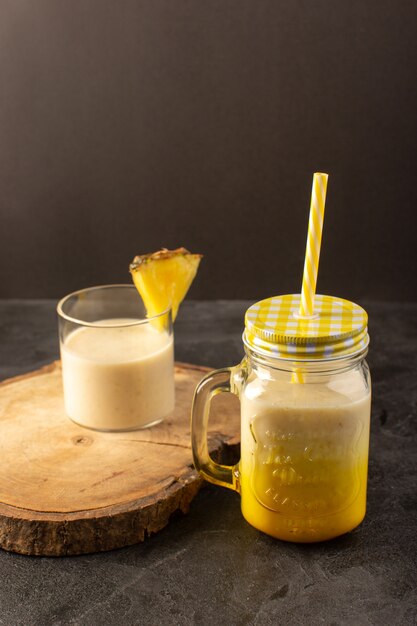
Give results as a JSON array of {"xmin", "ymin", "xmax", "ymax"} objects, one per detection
[{"xmin": 240, "ymin": 375, "xmax": 371, "ymax": 542}]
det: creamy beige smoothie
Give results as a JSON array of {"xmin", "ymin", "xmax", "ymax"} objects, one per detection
[
  {"xmin": 239, "ymin": 367, "xmax": 371, "ymax": 542},
  {"xmin": 60, "ymin": 319, "xmax": 174, "ymax": 431}
]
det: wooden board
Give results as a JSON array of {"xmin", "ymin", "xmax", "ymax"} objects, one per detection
[{"xmin": 0, "ymin": 361, "xmax": 240, "ymax": 556}]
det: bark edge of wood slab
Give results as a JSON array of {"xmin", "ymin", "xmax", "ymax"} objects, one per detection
[{"xmin": 0, "ymin": 361, "xmax": 240, "ymax": 556}]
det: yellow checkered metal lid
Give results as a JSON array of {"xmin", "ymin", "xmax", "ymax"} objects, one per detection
[{"xmin": 244, "ymin": 294, "xmax": 369, "ymax": 360}]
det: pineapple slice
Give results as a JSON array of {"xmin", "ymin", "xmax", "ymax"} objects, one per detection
[{"xmin": 130, "ymin": 247, "xmax": 202, "ymax": 322}]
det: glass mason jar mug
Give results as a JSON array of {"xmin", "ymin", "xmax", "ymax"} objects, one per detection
[{"xmin": 191, "ymin": 294, "xmax": 371, "ymax": 543}]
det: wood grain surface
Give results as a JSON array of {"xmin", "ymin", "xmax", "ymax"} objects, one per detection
[{"xmin": 0, "ymin": 361, "xmax": 240, "ymax": 556}]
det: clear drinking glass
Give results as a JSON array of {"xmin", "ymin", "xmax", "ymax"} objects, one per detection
[{"xmin": 57, "ymin": 285, "xmax": 174, "ymax": 432}]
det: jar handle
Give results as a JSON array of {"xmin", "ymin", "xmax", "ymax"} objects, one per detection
[{"xmin": 191, "ymin": 367, "xmax": 240, "ymax": 491}]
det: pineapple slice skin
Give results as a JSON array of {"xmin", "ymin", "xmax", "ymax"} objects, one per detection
[{"xmin": 130, "ymin": 248, "xmax": 202, "ymax": 322}]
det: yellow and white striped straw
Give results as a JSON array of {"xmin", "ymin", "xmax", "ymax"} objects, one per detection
[{"xmin": 299, "ymin": 172, "xmax": 329, "ymax": 317}]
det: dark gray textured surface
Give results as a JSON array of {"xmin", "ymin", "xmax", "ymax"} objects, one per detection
[{"xmin": 0, "ymin": 299, "xmax": 416, "ymax": 626}]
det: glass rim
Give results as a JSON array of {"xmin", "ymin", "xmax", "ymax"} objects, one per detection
[{"xmin": 56, "ymin": 284, "xmax": 171, "ymax": 328}]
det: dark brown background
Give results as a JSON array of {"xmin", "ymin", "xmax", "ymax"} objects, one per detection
[{"xmin": 1, "ymin": 0, "xmax": 416, "ymax": 301}]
